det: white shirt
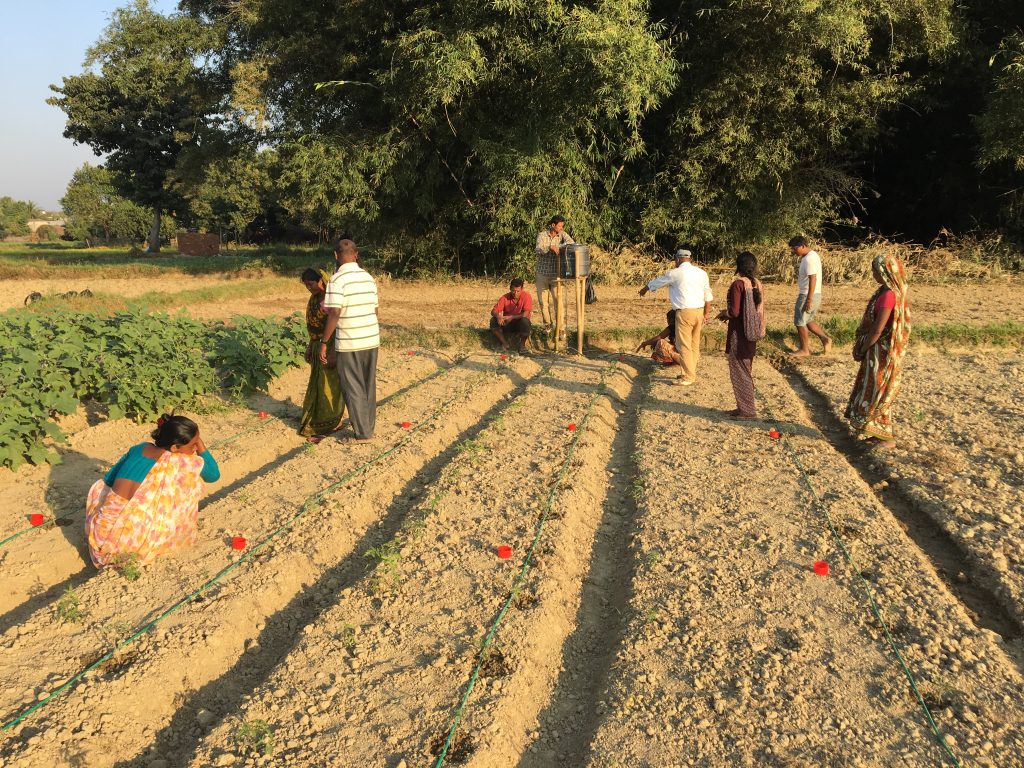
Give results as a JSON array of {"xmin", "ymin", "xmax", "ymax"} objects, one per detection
[
  {"xmin": 798, "ymin": 250, "xmax": 823, "ymax": 295},
  {"xmin": 324, "ymin": 262, "xmax": 380, "ymax": 351},
  {"xmin": 647, "ymin": 261, "xmax": 713, "ymax": 310}
]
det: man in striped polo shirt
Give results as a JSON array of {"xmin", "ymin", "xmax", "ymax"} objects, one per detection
[{"xmin": 318, "ymin": 239, "xmax": 380, "ymax": 442}]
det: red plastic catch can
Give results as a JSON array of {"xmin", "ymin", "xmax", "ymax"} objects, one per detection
[
  {"xmin": 258, "ymin": 411, "xmax": 268, "ymax": 419},
  {"xmin": 769, "ymin": 429, "xmax": 780, "ymax": 439},
  {"xmin": 401, "ymin": 421, "xmax": 411, "ymax": 428},
  {"xmin": 813, "ymin": 560, "xmax": 829, "ymax": 576},
  {"xmin": 29, "ymin": 514, "xmax": 45, "ymax": 526},
  {"xmin": 567, "ymin": 423, "xmax": 576, "ymax": 431},
  {"xmin": 232, "ymin": 536, "xmax": 247, "ymax": 550},
  {"xmin": 497, "ymin": 545, "xmax": 512, "ymax": 559}
]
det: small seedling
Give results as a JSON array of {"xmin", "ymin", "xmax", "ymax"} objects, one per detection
[
  {"xmin": 338, "ymin": 623, "xmax": 356, "ymax": 652},
  {"xmin": 98, "ymin": 621, "xmax": 133, "ymax": 648},
  {"xmin": 114, "ymin": 553, "xmax": 141, "ymax": 582},
  {"xmin": 645, "ymin": 550, "xmax": 663, "ymax": 569},
  {"xmin": 364, "ymin": 540, "xmax": 402, "ymax": 591},
  {"xmin": 56, "ymin": 587, "xmax": 84, "ymax": 623},
  {"xmin": 234, "ymin": 719, "xmax": 274, "ymax": 756},
  {"xmin": 641, "ymin": 603, "xmax": 660, "ymax": 624}
]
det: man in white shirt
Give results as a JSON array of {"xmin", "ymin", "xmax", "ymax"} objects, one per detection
[
  {"xmin": 788, "ymin": 236, "xmax": 832, "ymax": 357},
  {"xmin": 318, "ymin": 239, "xmax": 380, "ymax": 441},
  {"xmin": 639, "ymin": 249, "xmax": 713, "ymax": 385}
]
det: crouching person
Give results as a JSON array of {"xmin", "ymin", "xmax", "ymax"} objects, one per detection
[{"xmin": 491, "ymin": 278, "xmax": 533, "ymax": 354}]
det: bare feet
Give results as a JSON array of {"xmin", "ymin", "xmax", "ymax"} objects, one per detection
[
  {"xmin": 726, "ymin": 408, "xmax": 741, "ymax": 416},
  {"xmin": 730, "ymin": 413, "xmax": 757, "ymax": 420},
  {"xmin": 306, "ymin": 435, "xmax": 324, "ymax": 444},
  {"xmin": 788, "ymin": 349, "xmax": 811, "ymax": 358},
  {"xmin": 822, "ymin": 338, "xmax": 833, "ymax": 355}
]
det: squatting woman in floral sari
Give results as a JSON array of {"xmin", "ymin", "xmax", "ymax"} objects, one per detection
[
  {"xmin": 845, "ymin": 253, "xmax": 911, "ymax": 448},
  {"xmin": 299, "ymin": 268, "xmax": 346, "ymax": 442},
  {"xmin": 86, "ymin": 415, "xmax": 220, "ymax": 569}
]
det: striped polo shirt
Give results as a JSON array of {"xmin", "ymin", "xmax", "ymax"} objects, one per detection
[{"xmin": 324, "ymin": 262, "xmax": 380, "ymax": 351}]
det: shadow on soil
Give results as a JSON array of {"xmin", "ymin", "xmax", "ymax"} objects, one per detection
[
  {"xmin": 516, "ymin": 369, "xmax": 646, "ymax": 767},
  {"xmin": 110, "ymin": 363, "xmax": 552, "ymax": 767}
]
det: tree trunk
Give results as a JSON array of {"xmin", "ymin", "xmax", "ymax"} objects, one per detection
[{"xmin": 148, "ymin": 207, "xmax": 162, "ymax": 253}]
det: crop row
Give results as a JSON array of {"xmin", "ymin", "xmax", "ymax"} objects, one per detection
[{"xmin": 0, "ymin": 309, "xmax": 305, "ymax": 469}]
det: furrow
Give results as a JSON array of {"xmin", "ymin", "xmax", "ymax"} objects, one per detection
[
  {"xmin": 583, "ymin": 357, "xmax": 1024, "ymax": 768},
  {"xmin": 163, "ymin": 358, "xmax": 612, "ymax": 768},
  {"xmin": 0, "ymin": 355, "xmax": 508, "ymax": 765}
]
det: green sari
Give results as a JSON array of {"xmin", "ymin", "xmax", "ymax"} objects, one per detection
[{"xmin": 299, "ymin": 271, "xmax": 346, "ymax": 437}]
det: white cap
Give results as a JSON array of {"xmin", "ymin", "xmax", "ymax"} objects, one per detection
[{"xmin": 675, "ymin": 249, "xmax": 692, "ymax": 260}]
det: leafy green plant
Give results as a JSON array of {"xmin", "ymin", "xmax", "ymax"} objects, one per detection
[
  {"xmin": 114, "ymin": 553, "xmax": 142, "ymax": 582},
  {"xmin": 234, "ymin": 719, "xmax": 274, "ymax": 757},
  {"xmin": 56, "ymin": 587, "xmax": 85, "ymax": 623},
  {"xmin": 338, "ymin": 623, "xmax": 357, "ymax": 652},
  {"xmin": 0, "ymin": 308, "xmax": 305, "ymax": 469},
  {"xmin": 364, "ymin": 540, "xmax": 402, "ymax": 591}
]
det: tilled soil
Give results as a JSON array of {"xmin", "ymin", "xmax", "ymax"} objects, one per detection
[
  {"xmin": 785, "ymin": 350, "xmax": 1024, "ymax": 634},
  {"xmin": 583, "ymin": 358, "xmax": 1024, "ymax": 768},
  {"xmin": 5, "ymin": 275, "xmax": 1024, "ymax": 330},
  {"xmin": 2, "ymin": 348, "xmax": 1023, "ymax": 768}
]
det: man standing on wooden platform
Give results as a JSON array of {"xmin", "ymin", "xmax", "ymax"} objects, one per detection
[
  {"xmin": 639, "ymin": 249, "xmax": 713, "ymax": 386},
  {"xmin": 319, "ymin": 239, "xmax": 380, "ymax": 442}
]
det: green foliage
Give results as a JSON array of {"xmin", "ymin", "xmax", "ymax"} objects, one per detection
[
  {"xmin": 47, "ymin": 0, "xmax": 222, "ymax": 249},
  {"xmin": 56, "ymin": 587, "xmax": 85, "ymax": 623},
  {"xmin": 114, "ymin": 553, "xmax": 142, "ymax": 582},
  {"xmin": 61, "ymin": 164, "xmax": 154, "ymax": 244},
  {"xmin": 0, "ymin": 197, "xmax": 39, "ymax": 239},
  {"xmin": 234, "ymin": 719, "xmax": 274, "ymax": 757},
  {"xmin": 364, "ymin": 539, "xmax": 402, "ymax": 591},
  {"xmin": 172, "ymin": 0, "xmax": 959, "ymax": 267},
  {"xmin": 0, "ymin": 309, "xmax": 305, "ymax": 470},
  {"xmin": 979, "ymin": 35, "xmax": 1024, "ymax": 172}
]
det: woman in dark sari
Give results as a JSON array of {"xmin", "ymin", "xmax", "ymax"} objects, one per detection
[{"xmin": 299, "ymin": 268, "xmax": 346, "ymax": 442}]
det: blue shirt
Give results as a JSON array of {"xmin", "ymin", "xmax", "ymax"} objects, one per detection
[{"xmin": 104, "ymin": 443, "xmax": 220, "ymax": 486}]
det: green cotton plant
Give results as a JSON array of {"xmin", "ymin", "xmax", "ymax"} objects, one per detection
[{"xmin": 0, "ymin": 308, "xmax": 306, "ymax": 470}]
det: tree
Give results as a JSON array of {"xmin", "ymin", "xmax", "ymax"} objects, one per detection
[
  {"xmin": 61, "ymin": 163, "xmax": 154, "ymax": 244},
  {"xmin": 172, "ymin": 145, "xmax": 275, "ymax": 242},
  {"xmin": 179, "ymin": 0, "xmax": 958, "ymax": 267},
  {"xmin": 48, "ymin": 1, "xmax": 220, "ymax": 251},
  {"xmin": 0, "ymin": 197, "xmax": 40, "ymax": 239}
]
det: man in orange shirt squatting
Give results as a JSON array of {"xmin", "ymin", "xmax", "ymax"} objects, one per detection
[{"xmin": 490, "ymin": 278, "xmax": 533, "ymax": 355}]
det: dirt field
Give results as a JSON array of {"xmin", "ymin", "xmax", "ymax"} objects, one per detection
[
  {"xmin": 4, "ymin": 272, "xmax": 1023, "ymax": 332},
  {"xmin": 0, "ymin": 333, "xmax": 1019, "ymax": 765},
  {"xmin": 1, "ymin": 277, "xmax": 1023, "ymax": 767}
]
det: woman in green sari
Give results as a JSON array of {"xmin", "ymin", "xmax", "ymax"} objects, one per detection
[{"xmin": 299, "ymin": 268, "xmax": 346, "ymax": 442}]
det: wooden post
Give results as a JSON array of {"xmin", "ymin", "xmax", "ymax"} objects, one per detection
[
  {"xmin": 576, "ymin": 276, "xmax": 585, "ymax": 355},
  {"xmin": 554, "ymin": 278, "xmax": 563, "ymax": 353}
]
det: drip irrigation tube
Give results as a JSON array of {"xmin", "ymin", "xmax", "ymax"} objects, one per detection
[
  {"xmin": 0, "ymin": 355, "xmax": 470, "ymax": 554},
  {"xmin": 758, "ymin": 389, "xmax": 961, "ymax": 767},
  {"xmin": 0, "ymin": 361, "xmax": 492, "ymax": 733},
  {"xmin": 432, "ymin": 361, "xmax": 617, "ymax": 767}
]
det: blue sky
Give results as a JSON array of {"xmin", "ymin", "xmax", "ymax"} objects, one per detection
[{"xmin": 0, "ymin": 0, "xmax": 179, "ymax": 210}]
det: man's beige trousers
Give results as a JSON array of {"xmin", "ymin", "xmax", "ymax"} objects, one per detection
[{"xmin": 674, "ymin": 308, "xmax": 704, "ymax": 382}]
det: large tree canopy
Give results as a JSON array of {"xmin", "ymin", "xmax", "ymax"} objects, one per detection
[
  {"xmin": 48, "ymin": 0, "xmax": 221, "ymax": 251},
  {"xmin": 49, "ymin": 0, "xmax": 1024, "ymax": 268},
  {"xmin": 178, "ymin": 0, "xmax": 958, "ymax": 267}
]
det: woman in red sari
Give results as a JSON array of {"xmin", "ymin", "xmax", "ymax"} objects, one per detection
[{"xmin": 845, "ymin": 253, "xmax": 911, "ymax": 448}]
